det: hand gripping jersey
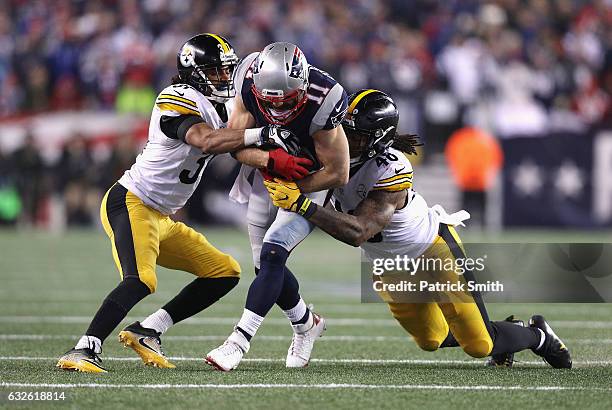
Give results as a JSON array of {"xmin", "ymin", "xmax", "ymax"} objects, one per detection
[
  {"xmin": 332, "ymin": 147, "xmax": 440, "ymax": 260},
  {"xmin": 119, "ymin": 83, "xmax": 232, "ymax": 215},
  {"xmin": 229, "ymin": 52, "xmax": 348, "ymax": 204}
]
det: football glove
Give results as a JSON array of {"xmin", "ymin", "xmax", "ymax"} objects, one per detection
[
  {"xmin": 266, "ymin": 148, "xmax": 313, "ymax": 181},
  {"xmin": 263, "ymin": 178, "xmax": 317, "ymax": 218},
  {"xmin": 259, "ymin": 125, "xmax": 301, "ymax": 155}
]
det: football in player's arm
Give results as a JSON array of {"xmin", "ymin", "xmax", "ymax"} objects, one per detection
[{"xmin": 264, "ymin": 89, "xmax": 572, "ymax": 369}]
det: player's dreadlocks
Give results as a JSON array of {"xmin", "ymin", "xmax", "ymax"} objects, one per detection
[{"xmin": 392, "ymin": 133, "xmax": 423, "ymax": 155}]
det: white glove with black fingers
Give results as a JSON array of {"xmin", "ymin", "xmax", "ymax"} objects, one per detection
[{"xmin": 259, "ymin": 125, "xmax": 301, "ymax": 156}]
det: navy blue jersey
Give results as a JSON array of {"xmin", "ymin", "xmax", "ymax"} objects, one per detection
[{"xmin": 234, "ymin": 52, "xmax": 348, "ymax": 158}]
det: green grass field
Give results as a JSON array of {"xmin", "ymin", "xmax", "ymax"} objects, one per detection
[{"xmin": 0, "ymin": 228, "xmax": 611, "ymax": 409}]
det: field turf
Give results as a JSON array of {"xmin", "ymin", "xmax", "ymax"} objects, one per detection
[{"xmin": 0, "ymin": 228, "xmax": 611, "ymax": 409}]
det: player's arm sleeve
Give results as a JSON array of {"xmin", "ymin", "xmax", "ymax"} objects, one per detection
[
  {"xmin": 160, "ymin": 115, "xmax": 204, "ymax": 142},
  {"xmin": 372, "ymin": 155, "xmax": 414, "ymax": 192},
  {"xmin": 309, "ymin": 83, "xmax": 348, "ymax": 135}
]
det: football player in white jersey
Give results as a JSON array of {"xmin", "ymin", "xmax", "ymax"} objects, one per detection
[
  {"xmin": 56, "ymin": 34, "xmax": 315, "ymax": 373},
  {"xmin": 264, "ymin": 89, "xmax": 572, "ymax": 369}
]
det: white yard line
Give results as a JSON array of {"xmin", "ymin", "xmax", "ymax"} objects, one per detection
[
  {"xmin": 0, "ymin": 381, "xmax": 609, "ymax": 392},
  {"xmin": 0, "ymin": 334, "xmax": 609, "ymax": 344},
  {"xmin": 0, "ymin": 356, "xmax": 610, "ymax": 366},
  {"xmin": 1, "ymin": 316, "xmax": 612, "ymax": 328}
]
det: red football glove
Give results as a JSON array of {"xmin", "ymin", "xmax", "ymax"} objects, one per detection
[{"xmin": 265, "ymin": 148, "xmax": 313, "ymax": 181}]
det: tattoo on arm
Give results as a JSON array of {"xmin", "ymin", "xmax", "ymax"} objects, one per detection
[{"xmin": 309, "ymin": 189, "xmax": 406, "ymax": 246}]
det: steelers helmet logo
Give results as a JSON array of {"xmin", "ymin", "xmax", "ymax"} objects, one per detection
[{"xmin": 180, "ymin": 45, "xmax": 195, "ymax": 67}]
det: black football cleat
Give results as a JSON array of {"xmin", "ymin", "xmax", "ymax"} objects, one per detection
[
  {"xmin": 56, "ymin": 348, "xmax": 107, "ymax": 373},
  {"xmin": 485, "ymin": 315, "xmax": 524, "ymax": 368},
  {"xmin": 529, "ymin": 315, "xmax": 572, "ymax": 369},
  {"xmin": 118, "ymin": 321, "xmax": 175, "ymax": 368}
]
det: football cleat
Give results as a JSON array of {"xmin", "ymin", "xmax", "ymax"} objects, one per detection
[
  {"xmin": 118, "ymin": 321, "xmax": 175, "ymax": 369},
  {"xmin": 286, "ymin": 311, "xmax": 326, "ymax": 368},
  {"xmin": 529, "ymin": 315, "xmax": 572, "ymax": 369},
  {"xmin": 485, "ymin": 315, "xmax": 524, "ymax": 368},
  {"xmin": 56, "ymin": 348, "xmax": 107, "ymax": 373},
  {"xmin": 205, "ymin": 330, "xmax": 250, "ymax": 372}
]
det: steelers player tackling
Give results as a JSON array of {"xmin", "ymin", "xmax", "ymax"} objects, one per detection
[
  {"xmin": 264, "ymin": 89, "xmax": 572, "ymax": 369},
  {"xmin": 56, "ymin": 34, "xmax": 311, "ymax": 373}
]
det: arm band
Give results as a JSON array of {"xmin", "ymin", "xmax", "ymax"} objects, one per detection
[{"xmin": 244, "ymin": 127, "xmax": 264, "ymax": 147}]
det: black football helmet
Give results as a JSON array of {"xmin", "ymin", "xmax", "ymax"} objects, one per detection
[
  {"xmin": 177, "ymin": 33, "xmax": 239, "ymax": 103},
  {"xmin": 342, "ymin": 89, "xmax": 400, "ymax": 165}
]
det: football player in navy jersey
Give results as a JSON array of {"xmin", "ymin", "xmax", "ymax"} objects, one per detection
[{"xmin": 206, "ymin": 42, "xmax": 350, "ymax": 371}]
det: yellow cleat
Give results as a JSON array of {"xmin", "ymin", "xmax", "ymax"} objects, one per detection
[
  {"xmin": 56, "ymin": 348, "xmax": 107, "ymax": 373},
  {"xmin": 118, "ymin": 321, "xmax": 176, "ymax": 369}
]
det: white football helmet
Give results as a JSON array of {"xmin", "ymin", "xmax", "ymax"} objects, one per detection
[{"xmin": 251, "ymin": 42, "xmax": 309, "ymax": 124}]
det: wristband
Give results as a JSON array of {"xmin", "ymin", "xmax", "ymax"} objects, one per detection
[
  {"xmin": 297, "ymin": 196, "xmax": 317, "ymax": 219},
  {"xmin": 244, "ymin": 127, "xmax": 264, "ymax": 146}
]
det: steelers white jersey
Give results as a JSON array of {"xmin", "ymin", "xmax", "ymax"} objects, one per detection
[
  {"xmin": 331, "ymin": 147, "xmax": 439, "ymax": 260},
  {"xmin": 119, "ymin": 84, "xmax": 232, "ymax": 215}
]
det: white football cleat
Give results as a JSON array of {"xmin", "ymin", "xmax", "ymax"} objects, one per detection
[
  {"xmin": 205, "ymin": 330, "xmax": 250, "ymax": 371},
  {"xmin": 286, "ymin": 311, "xmax": 326, "ymax": 368}
]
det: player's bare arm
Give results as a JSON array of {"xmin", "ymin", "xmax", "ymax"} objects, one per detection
[
  {"xmin": 308, "ymin": 189, "xmax": 404, "ymax": 246},
  {"xmin": 264, "ymin": 178, "xmax": 405, "ymax": 247},
  {"xmin": 296, "ymin": 125, "xmax": 350, "ymax": 193},
  {"xmin": 184, "ymin": 95, "xmax": 258, "ymax": 154}
]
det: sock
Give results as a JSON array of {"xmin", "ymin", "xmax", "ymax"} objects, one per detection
[
  {"xmin": 292, "ymin": 310, "xmax": 314, "ymax": 333},
  {"xmin": 245, "ymin": 243, "xmax": 289, "ymax": 316},
  {"xmin": 440, "ymin": 331, "xmax": 459, "ymax": 348},
  {"xmin": 490, "ymin": 320, "xmax": 543, "ymax": 356},
  {"xmin": 162, "ymin": 277, "xmax": 239, "ymax": 324},
  {"xmin": 75, "ymin": 335, "xmax": 102, "ymax": 354},
  {"xmin": 85, "ymin": 277, "xmax": 150, "ymax": 343},
  {"xmin": 284, "ymin": 298, "xmax": 309, "ymax": 325},
  {"xmin": 141, "ymin": 309, "xmax": 174, "ymax": 335},
  {"xmin": 236, "ymin": 309, "xmax": 265, "ymax": 341}
]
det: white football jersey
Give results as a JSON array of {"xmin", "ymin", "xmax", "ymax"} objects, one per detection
[
  {"xmin": 332, "ymin": 147, "xmax": 439, "ymax": 260},
  {"xmin": 119, "ymin": 84, "xmax": 232, "ymax": 215}
]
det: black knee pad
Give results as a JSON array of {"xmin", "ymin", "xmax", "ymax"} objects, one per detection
[{"xmin": 260, "ymin": 243, "xmax": 289, "ymax": 267}]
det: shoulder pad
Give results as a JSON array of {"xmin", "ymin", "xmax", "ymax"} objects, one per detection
[
  {"xmin": 234, "ymin": 52, "xmax": 259, "ymax": 98},
  {"xmin": 309, "ymin": 82, "xmax": 348, "ymax": 135},
  {"xmin": 371, "ymin": 148, "xmax": 413, "ymax": 192},
  {"xmin": 156, "ymin": 84, "xmax": 202, "ymax": 116}
]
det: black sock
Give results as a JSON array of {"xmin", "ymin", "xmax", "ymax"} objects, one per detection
[
  {"xmin": 440, "ymin": 330, "xmax": 459, "ymax": 348},
  {"xmin": 245, "ymin": 243, "xmax": 289, "ymax": 316},
  {"xmin": 163, "ymin": 277, "xmax": 239, "ymax": 324},
  {"xmin": 490, "ymin": 320, "xmax": 542, "ymax": 355},
  {"xmin": 85, "ymin": 277, "xmax": 150, "ymax": 342}
]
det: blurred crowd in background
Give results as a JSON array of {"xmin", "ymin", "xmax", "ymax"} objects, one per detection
[{"xmin": 0, "ymin": 0, "xmax": 610, "ymax": 228}]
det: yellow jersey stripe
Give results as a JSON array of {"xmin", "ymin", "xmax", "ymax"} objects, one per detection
[
  {"xmin": 156, "ymin": 102, "xmax": 200, "ymax": 117},
  {"xmin": 372, "ymin": 180, "xmax": 412, "ymax": 191},
  {"xmin": 158, "ymin": 94, "xmax": 197, "ymax": 107},
  {"xmin": 377, "ymin": 172, "xmax": 413, "ymax": 184},
  {"xmin": 347, "ymin": 89, "xmax": 379, "ymax": 114},
  {"xmin": 206, "ymin": 33, "xmax": 229, "ymax": 53}
]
